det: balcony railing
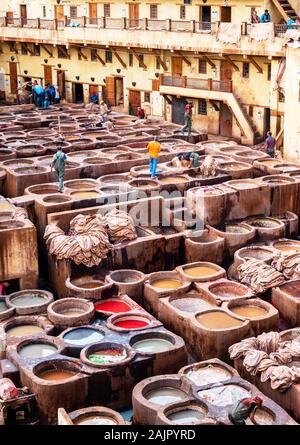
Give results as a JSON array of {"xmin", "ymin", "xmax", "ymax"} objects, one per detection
[
  {"xmin": 161, "ymin": 75, "xmax": 232, "ymax": 93},
  {"xmin": 0, "ymin": 16, "xmax": 294, "ymax": 37}
]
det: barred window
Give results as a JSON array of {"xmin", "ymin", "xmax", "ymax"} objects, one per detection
[
  {"xmin": 267, "ymin": 63, "xmax": 271, "ymax": 81},
  {"xmin": 144, "ymin": 92, "xmax": 150, "ymax": 102},
  {"xmin": 198, "ymin": 60, "xmax": 207, "ymax": 74},
  {"xmin": 70, "ymin": 6, "xmax": 77, "ymax": 18},
  {"xmin": 180, "ymin": 6, "xmax": 186, "ymax": 19},
  {"xmin": 242, "ymin": 62, "xmax": 250, "ymax": 78},
  {"xmin": 91, "ymin": 49, "xmax": 97, "ymax": 62},
  {"xmin": 34, "ymin": 44, "xmax": 40, "ymax": 56},
  {"xmin": 104, "ymin": 4, "xmax": 111, "ymax": 17},
  {"xmin": 105, "ymin": 50, "xmax": 113, "ymax": 63},
  {"xmin": 129, "ymin": 53, "xmax": 133, "ymax": 67},
  {"xmin": 150, "ymin": 5, "xmax": 158, "ymax": 19},
  {"xmin": 198, "ymin": 99, "xmax": 207, "ymax": 115}
]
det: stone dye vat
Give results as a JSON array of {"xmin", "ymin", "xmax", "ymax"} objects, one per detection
[
  {"xmin": 65, "ymin": 271, "xmax": 113, "ymax": 300},
  {"xmin": 259, "ymin": 175, "xmax": 299, "ymax": 216},
  {"xmin": 187, "ymin": 186, "xmax": 227, "ymax": 227},
  {"xmin": 6, "ymin": 289, "xmax": 53, "ymax": 315},
  {"xmin": 194, "ymin": 279, "xmax": 253, "ymax": 303},
  {"xmin": 217, "ymin": 161, "xmax": 253, "ymax": 179},
  {"xmin": 246, "ymin": 217, "xmax": 285, "ymax": 241},
  {"xmin": 47, "ymin": 298, "xmax": 95, "ymax": 330},
  {"xmin": 271, "ymin": 239, "xmax": 300, "ymax": 254},
  {"xmin": 177, "ymin": 262, "xmax": 226, "ymax": 283},
  {"xmin": 184, "ymin": 229, "xmax": 225, "ymax": 265},
  {"xmin": 106, "ymin": 269, "xmax": 146, "ymax": 302},
  {"xmin": 2, "ymin": 315, "xmax": 54, "ymax": 339},
  {"xmin": 272, "ymin": 281, "xmax": 300, "ymax": 327},
  {"xmin": 274, "ymin": 211, "xmax": 299, "ymax": 239},
  {"xmin": 208, "ymin": 223, "xmax": 256, "ymax": 257},
  {"xmin": 58, "ymin": 406, "xmax": 127, "ymax": 425},
  {"xmin": 132, "ymin": 359, "xmax": 295, "ymax": 425}
]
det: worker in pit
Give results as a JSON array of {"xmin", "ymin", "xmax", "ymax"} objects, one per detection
[
  {"xmin": 180, "ymin": 103, "xmax": 193, "ymax": 137},
  {"xmin": 228, "ymin": 396, "xmax": 263, "ymax": 425},
  {"xmin": 147, "ymin": 136, "xmax": 161, "ymax": 178},
  {"xmin": 51, "ymin": 141, "xmax": 67, "ymax": 193}
]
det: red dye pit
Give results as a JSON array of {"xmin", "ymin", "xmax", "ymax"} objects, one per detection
[
  {"xmin": 95, "ymin": 300, "xmax": 132, "ymax": 314},
  {"xmin": 114, "ymin": 319, "xmax": 149, "ymax": 329}
]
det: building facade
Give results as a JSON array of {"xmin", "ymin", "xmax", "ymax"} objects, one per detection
[{"xmin": 0, "ymin": 1, "xmax": 300, "ymax": 159}]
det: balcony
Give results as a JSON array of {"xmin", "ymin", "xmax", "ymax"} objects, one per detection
[
  {"xmin": 161, "ymin": 75, "xmax": 232, "ymax": 93},
  {"xmin": 0, "ymin": 17, "xmax": 286, "ymax": 56}
]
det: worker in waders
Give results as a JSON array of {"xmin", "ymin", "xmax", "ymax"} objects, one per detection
[
  {"xmin": 51, "ymin": 143, "xmax": 67, "ymax": 193},
  {"xmin": 228, "ymin": 396, "xmax": 263, "ymax": 425},
  {"xmin": 180, "ymin": 103, "xmax": 193, "ymax": 136}
]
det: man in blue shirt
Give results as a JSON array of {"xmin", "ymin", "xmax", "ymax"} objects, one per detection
[
  {"xmin": 260, "ymin": 9, "xmax": 271, "ymax": 23},
  {"xmin": 265, "ymin": 131, "xmax": 276, "ymax": 158},
  {"xmin": 51, "ymin": 143, "xmax": 67, "ymax": 192},
  {"xmin": 287, "ymin": 16, "xmax": 296, "ymax": 29}
]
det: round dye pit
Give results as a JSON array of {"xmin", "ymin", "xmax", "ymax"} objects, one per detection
[
  {"xmin": 225, "ymin": 224, "xmax": 251, "ymax": 234},
  {"xmin": 10, "ymin": 294, "xmax": 48, "ymax": 307},
  {"xmin": 183, "ymin": 265, "xmax": 219, "ymax": 278},
  {"xmin": 0, "ymin": 301, "xmax": 8, "ymax": 313},
  {"xmin": 151, "ymin": 279, "xmax": 183, "ymax": 289},
  {"xmin": 248, "ymin": 218, "xmax": 281, "ymax": 228},
  {"xmin": 279, "ymin": 281, "xmax": 300, "ymax": 297},
  {"xmin": 65, "ymin": 180, "xmax": 97, "ymax": 190},
  {"xmin": 19, "ymin": 343, "xmax": 58, "ymax": 359},
  {"xmin": 273, "ymin": 241, "xmax": 300, "ymax": 253},
  {"xmin": 145, "ymin": 387, "xmax": 187, "ymax": 406},
  {"xmin": 252, "ymin": 407, "xmax": 275, "ymax": 425},
  {"xmin": 70, "ymin": 191, "xmax": 102, "ymax": 199},
  {"xmin": 39, "ymin": 370, "xmax": 77, "ymax": 381},
  {"xmin": 186, "ymin": 364, "xmax": 232, "ymax": 386},
  {"xmin": 6, "ymin": 324, "xmax": 44, "ymax": 337},
  {"xmin": 95, "ymin": 300, "xmax": 132, "ymax": 314},
  {"xmin": 70, "ymin": 276, "xmax": 105, "ymax": 289},
  {"xmin": 196, "ymin": 311, "xmax": 243, "ymax": 329},
  {"xmin": 63, "ymin": 327, "xmax": 104, "ymax": 346},
  {"xmin": 131, "ymin": 338, "xmax": 173, "ymax": 353},
  {"xmin": 230, "ymin": 305, "xmax": 268, "ymax": 318},
  {"xmin": 87, "ymin": 346, "xmax": 128, "ymax": 365},
  {"xmin": 170, "ymin": 297, "xmax": 213, "ymax": 313},
  {"xmin": 159, "ymin": 176, "xmax": 189, "ymax": 184},
  {"xmin": 208, "ymin": 282, "xmax": 249, "ymax": 300},
  {"xmin": 167, "ymin": 408, "xmax": 206, "ymax": 424},
  {"xmin": 113, "ymin": 318, "xmax": 149, "ymax": 329},
  {"xmin": 198, "ymin": 385, "xmax": 251, "ymax": 407},
  {"xmin": 75, "ymin": 416, "xmax": 118, "ymax": 426}
]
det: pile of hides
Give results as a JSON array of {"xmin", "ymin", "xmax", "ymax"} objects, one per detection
[
  {"xmin": 272, "ymin": 252, "xmax": 300, "ymax": 280},
  {"xmin": 200, "ymin": 155, "xmax": 218, "ymax": 177},
  {"xmin": 103, "ymin": 209, "xmax": 137, "ymax": 243},
  {"xmin": 11, "ymin": 207, "xmax": 28, "ymax": 220},
  {"xmin": 216, "ymin": 23, "xmax": 241, "ymax": 45},
  {"xmin": 237, "ymin": 258, "xmax": 285, "ymax": 293},
  {"xmin": 229, "ymin": 331, "xmax": 300, "ymax": 391},
  {"xmin": 44, "ymin": 210, "xmax": 137, "ymax": 267},
  {"xmin": 282, "ymin": 29, "xmax": 300, "ymax": 48},
  {"xmin": 0, "ymin": 378, "xmax": 18, "ymax": 401},
  {"xmin": 44, "ymin": 214, "xmax": 112, "ymax": 267},
  {"xmin": 248, "ymin": 23, "xmax": 275, "ymax": 42}
]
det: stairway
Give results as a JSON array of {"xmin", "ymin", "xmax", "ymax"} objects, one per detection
[
  {"xmin": 232, "ymin": 94, "xmax": 263, "ymax": 144},
  {"xmin": 272, "ymin": 0, "xmax": 299, "ymax": 21}
]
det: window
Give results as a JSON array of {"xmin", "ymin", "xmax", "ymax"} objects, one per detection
[
  {"xmin": 43, "ymin": 6, "xmax": 46, "ymax": 18},
  {"xmin": 91, "ymin": 49, "xmax": 97, "ymax": 62},
  {"xmin": 184, "ymin": 0, "xmax": 192, "ymax": 4},
  {"xmin": 249, "ymin": 105, "xmax": 253, "ymax": 117},
  {"xmin": 198, "ymin": 99, "xmax": 207, "ymax": 115},
  {"xmin": 278, "ymin": 90, "xmax": 285, "ymax": 102},
  {"xmin": 150, "ymin": 5, "xmax": 158, "ymax": 19},
  {"xmin": 156, "ymin": 58, "xmax": 161, "ymax": 70},
  {"xmin": 242, "ymin": 62, "xmax": 250, "ymax": 78},
  {"xmin": 129, "ymin": 53, "xmax": 133, "ymax": 67},
  {"xmin": 198, "ymin": 60, "xmax": 207, "ymax": 74},
  {"xmin": 138, "ymin": 54, "xmax": 144, "ymax": 68},
  {"xmin": 180, "ymin": 6, "xmax": 186, "ymax": 19},
  {"xmin": 267, "ymin": 63, "xmax": 271, "ymax": 81},
  {"xmin": 70, "ymin": 6, "xmax": 77, "ymax": 18},
  {"xmin": 34, "ymin": 44, "xmax": 40, "ymax": 56},
  {"xmin": 104, "ymin": 4, "xmax": 111, "ymax": 17},
  {"xmin": 21, "ymin": 44, "xmax": 28, "ymax": 55},
  {"xmin": 144, "ymin": 92, "xmax": 150, "ymax": 102},
  {"xmin": 57, "ymin": 45, "xmax": 68, "ymax": 59},
  {"xmin": 105, "ymin": 50, "xmax": 113, "ymax": 63}
]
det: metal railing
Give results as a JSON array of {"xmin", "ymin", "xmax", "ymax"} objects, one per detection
[{"xmin": 161, "ymin": 74, "xmax": 232, "ymax": 93}]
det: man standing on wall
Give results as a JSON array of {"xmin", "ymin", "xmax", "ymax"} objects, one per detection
[
  {"xmin": 265, "ymin": 131, "xmax": 276, "ymax": 158},
  {"xmin": 147, "ymin": 136, "xmax": 161, "ymax": 179},
  {"xmin": 260, "ymin": 9, "xmax": 271, "ymax": 23},
  {"xmin": 180, "ymin": 103, "xmax": 193, "ymax": 137},
  {"xmin": 51, "ymin": 142, "xmax": 67, "ymax": 193}
]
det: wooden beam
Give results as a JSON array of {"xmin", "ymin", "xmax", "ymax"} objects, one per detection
[
  {"xmin": 175, "ymin": 51, "xmax": 191, "ymax": 67},
  {"xmin": 111, "ymin": 48, "xmax": 127, "ymax": 68},
  {"xmin": 58, "ymin": 46, "xmax": 69, "ymax": 59},
  {"xmin": 9, "ymin": 42, "xmax": 18, "ymax": 54},
  {"xmin": 155, "ymin": 55, "xmax": 168, "ymax": 72},
  {"xmin": 41, "ymin": 44, "xmax": 53, "ymax": 57},
  {"xmin": 131, "ymin": 48, "xmax": 147, "ymax": 69},
  {"xmin": 94, "ymin": 50, "xmax": 106, "ymax": 66},
  {"xmin": 210, "ymin": 100, "xmax": 220, "ymax": 112},
  {"xmin": 224, "ymin": 55, "xmax": 239, "ymax": 71},
  {"xmin": 163, "ymin": 94, "xmax": 173, "ymax": 105},
  {"xmin": 24, "ymin": 43, "xmax": 35, "ymax": 56},
  {"xmin": 248, "ymin": 56, "xmax": 263, "ymax": 74},
  {"xmin": 202, "ymin": 54, "xmax": 216, "ymax": 69},
  {"xmin": 77, "ymin": 47, "xmax": 88, "ymax": 61}
]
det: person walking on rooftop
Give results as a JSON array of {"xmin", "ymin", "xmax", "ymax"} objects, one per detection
[
  {"xmin": 51, "ymin": 142, "xmax": 67, "ymax": 193},
  {"xmin": 260, "ymin": 9, "xmax": 271, "ymax": 23},
  {"xmin": 147, "ymin": 136, "xmax": 161, "ymax": 179},
  {"xmin": 265, "ymin": 131, "xmax": 276, "ymax": 158},
  {"xmin": 180, "ymin": 103, "xmax": 193, "ymax": 137}
]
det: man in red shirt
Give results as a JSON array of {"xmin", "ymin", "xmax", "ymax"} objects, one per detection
[
  {"xmin": 228, "ymin": 396, "xmax": 263, "ymax": 425},
  {"xmin": 137, "ymin": 107, "xmax": 146, "ymax": 119}
]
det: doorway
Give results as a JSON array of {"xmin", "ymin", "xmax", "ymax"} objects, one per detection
[
  {"xmin": 89, "ymin": 3, "xmax": 98, "ymax": 25},
  {"xmin": 200, "ymin": 6, "xmax": 211, "ymax": 22},
  {"xmin": 55, "ymin": 5, "xmax": 64, "ymax": 22},
  {"xmin": 9, "ymin": 62, "xmax": 18, "ymax": 95},
  {"xmin": 264, "ymin": 108, "xmax": 271, "ymax": 137},
  {"xmin": 129, "ymin": 89, "xmax": 141, "ymax": 115},
  {"xmin": 220, "ymin": 61, "xmax": 233, "ymax": 82},
  {"xmin": 57, "ymin": 70, "xmax": 65, "ymax": 99},
  {"xmin": 220, "ymin": 103, "xmax": 232, "ymax": 138},
  {"xmin": 44, "ymin": 65, "xmax": 52, "ymax": 86},
  {"xmin": 221, "ymin": 7, "xmax": 231, "ymax": 22},
  {"xmin": 129, "ymin": 3, "xmax": 139, "ymax": 28},
  {"xmin": 73, "ymin": 83, "xmax": 84, "ymax": 103},
  {"xmin": 6, "ymin": 11, "xmax": 14, "ymax": 25},
  {"xmin": 89, "ymin": 85, "xmax": 99, "ymax": 103},
  {"xmin": 20, "ymin": 5, "xmax": 27, "ymax": 25},
  {"xmin": 115, "ymin": 77, "xmax": 124, "ymax": 106},
  {"xmin": 172, "ymin": 57, "xmax": 183, "ymax": 76},
  {"xmin": 172, "ymin": 97, "xmax": 186, "ymax": 125}
]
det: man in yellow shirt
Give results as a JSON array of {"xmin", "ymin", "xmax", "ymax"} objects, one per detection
[{"xmin": 147, "ymin": 136, "xmax": 161, "ymax": 178}]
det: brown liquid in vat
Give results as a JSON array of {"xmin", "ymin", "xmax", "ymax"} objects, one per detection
[
  {"xmin": 231, "ymin": 306, "xmax": 268, "ymax": 318},
  {"xmin": 39, "ymin": 370, "xmax": 76, "ymax": 381},
  {"xmin": 184, "ymin": 266, "xmax": 217, "ymax": 278},
  {"xmin": 71, "ymin": 191, "xmax": 101, "ymax": 199},
  {"xmin": 152, "ymin": 279, "xmax": 183, "ymax": 289},
  {"xmin": 61, "ymin": 310, "xmax": 84, "ymax": 316},
  {"xmin": 159, "ymin": 177, "xmax": 188, "ymax": 184},
  {"xmin": 77, "ymin": 281, "xmax": 104, "ymax": 289},
  {"xmin": 273, "ymin": 243, "xmax": 300, "ymax": 253},
  {"xmin": 197, "ymin": 312, "xmax": 243, "ymax": 329}
]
